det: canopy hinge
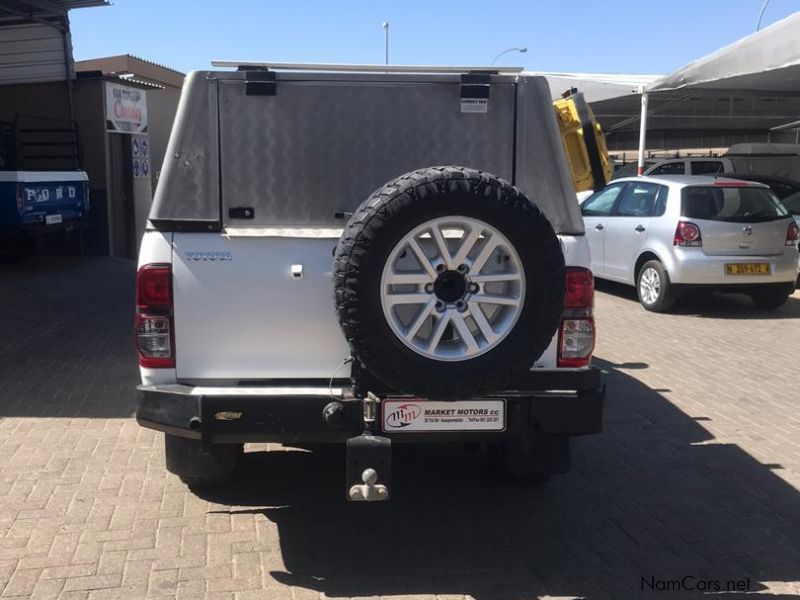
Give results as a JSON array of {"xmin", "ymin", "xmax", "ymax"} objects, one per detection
[{"xmin": 243, "ymin": 68, "xmax": 277, "ymax": 96}]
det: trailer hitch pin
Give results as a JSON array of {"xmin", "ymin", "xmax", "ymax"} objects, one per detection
[{"xmin": 363, "ymin": 391, "xmax": 380, "ymax": 427}]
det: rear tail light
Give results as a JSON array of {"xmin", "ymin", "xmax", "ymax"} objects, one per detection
[
  {"xmin": 786, "ymin": 222, "xmax": 799, "ymax": 246},
  {"xmin": 135, "ymin": 264, "xmax": 174, "ymax": 368},
  {"xmin": 674, "ymin": 221, "xmax": 702, "ymax": 247},
  {"xmin": 558, "ymin": 267, "xmax": 595, "ymax": 368}
]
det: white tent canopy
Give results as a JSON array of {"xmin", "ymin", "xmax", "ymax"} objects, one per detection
[
  {"xmin": 584, "ymin": 12, "xmax": 800, "ymax": 151},
  {"xmin": 650, "ymin": 12, "xmax": 800, "ymax": 93}
]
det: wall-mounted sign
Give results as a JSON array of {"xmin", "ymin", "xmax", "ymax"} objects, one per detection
[
  {"xmin": 106, "ymin": 82, "xmax": 148, "ymax": 134},
  {"xmin": 132, "ymin": 134, "xmax": 151, "ymax": 179}
]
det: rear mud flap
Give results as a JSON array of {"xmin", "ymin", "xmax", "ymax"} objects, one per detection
[{"xmin": 346, "ymin": 433, "xmax": 391, "ymax": 501}]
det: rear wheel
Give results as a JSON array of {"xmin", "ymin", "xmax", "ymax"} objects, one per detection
[
  {"xmin": 164, "ymin": 435, "xmax": 242, "ymax": 487},
  {"xmin": 750, "ymin": 284, "xmax": 792, "ymax": 309},
  {"xmin": 488, "ymin": 435, "xmax": 570, "ymax": 485},
  {"xmin": 636, "ymin": 260, "xmax": 675, "ymax": 312}
]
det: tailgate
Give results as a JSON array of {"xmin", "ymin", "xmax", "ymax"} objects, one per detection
[
  {"xmin": 698, "ymin": 218, "xmax": 791, "ymax": 257},
  {"xmin": 681, "ymin": 185, "xmax": 791, "ymax": 256},
  {"xmin": 21, "ymin": 175, "xmax": 88, "ymax": 224},
  {"xmin": 172, "ymin": 232, "xmax": 352, "ymax": 381}
]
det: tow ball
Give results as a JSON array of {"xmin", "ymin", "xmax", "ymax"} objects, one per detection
[{"xmin": 346, "ymin": 392, "xmax": 391, "ymax": 501}]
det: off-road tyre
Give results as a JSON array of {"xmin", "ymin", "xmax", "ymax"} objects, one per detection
[
  {"xmin": 488, "ymin": 435, "xmax": 571, "ymax": 485},
  {"xmin": 164, "ymin": 434, "xmax": 242, "ymax": 487},
  {"xmin": 333, "ymin": 166, "xmax": 565, "ymax": 399}
]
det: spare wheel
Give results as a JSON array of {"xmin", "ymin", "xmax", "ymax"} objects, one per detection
[{"xmin": 333, "ymin": 166, "xmax": 565, "ymax": 399}]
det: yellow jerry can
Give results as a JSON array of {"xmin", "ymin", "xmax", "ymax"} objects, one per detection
[{"xmin": 553, "ymin": 90, "xmax": 612, "ymax": 193}]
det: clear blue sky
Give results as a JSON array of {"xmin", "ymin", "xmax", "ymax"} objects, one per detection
[{"xmin": 70, "ymin": 0, "xmax": 799, "ymax": 75}]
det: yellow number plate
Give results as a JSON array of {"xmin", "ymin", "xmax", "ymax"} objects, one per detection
[{"xmin": 725, "ymin": 263, "xmax": 771, "ymax": 275}]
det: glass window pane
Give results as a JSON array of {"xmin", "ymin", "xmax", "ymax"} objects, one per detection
[
  {"xmin": 650, "ymin": 162, "xmax": 685, "ymax": 175},
  {"xmin": 581, "ymin": 185, "xmax": 624, "ymax": 216},
  {"xmin": 691, "ymin": 161, "xmax": 724, "ymax": 175},
  {"xmin": 615, "ymin": 182, "xmax": 659, "ymax": 217},
  {"xmin": 681, "ymin": 186, "xmax": 789, "ymax": 223}
]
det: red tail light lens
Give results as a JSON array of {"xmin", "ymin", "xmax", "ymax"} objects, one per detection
[
  {"xmin": 135, "ymin": 264, "xmax": 174, "ymax": 368},
  {"xmin": 137, "ymin": 264, "xmax": 171, "ymax": 310},
  {"xmin": 787, "ymin": 222, "xmax": 799, "ymax": 246},
  {"xmin": 674, "ymin": 221, "xmax": 702, "ymax": 247},
  {"xmin": 564, "ymin": 267, "xmax": 594, "ymax": 309},
  {"xmin": 558, "ymin": 267, "xmax": 595, "ymax": 368}
]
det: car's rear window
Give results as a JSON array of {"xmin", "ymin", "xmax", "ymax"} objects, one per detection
[
  {"xmin": 681, "ymin": 186, "xmax": 789, "ymax": 223},
  {"xmin": 782, "ymin": 191, "xmax": 800, "ymax": 215}
]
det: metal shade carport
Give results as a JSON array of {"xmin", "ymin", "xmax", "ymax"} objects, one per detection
[
  {"xmin": 0, "ymin": 0, "xmax": 109, "ymax": 118},
  {"xmin": 589, "ymin": 12, "xmax": 800, "ymax": 167}
]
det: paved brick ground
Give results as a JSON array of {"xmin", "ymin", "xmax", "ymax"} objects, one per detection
[{"xmin": 1, "ymin": 257, "xmax": 799, "ymax": 599}]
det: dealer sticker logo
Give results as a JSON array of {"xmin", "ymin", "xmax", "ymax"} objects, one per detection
[
  {"xmin": 384, "ymin": 403, "xmax": 422, "ymax": 428},
  {"xmin": 382, "ymin": 399, "xmax": 505, "ymax": 432}
]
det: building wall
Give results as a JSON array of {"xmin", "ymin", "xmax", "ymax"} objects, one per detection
[
  {"xmin": 72, "ymin": 78, "xmax": 111, "ymax": 255},
  {"xmin": 0, "ymin": 81, "xmax": 70, "ymax": 123},
  {"xmin": 146, "ymin": 84, "xmax": 181, "ymax": 189},
  {"xmin": 605, "ymin": 130, "xmax": 770, "ymax": 152}
]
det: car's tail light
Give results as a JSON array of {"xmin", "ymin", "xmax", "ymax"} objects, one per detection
[
  {"xmin": 674, "ymin": 221, "xmax": 702, "ymax": 247},
  {"xmin": 558, "ymin": 267, "xmax": 595, "ymax": 368},
  {"xmin": 135, "ymin": 264, "xmax": 174, "ymax": 368},
  {"xmin": 786, "ymin": 221, "xmax": 799, "ymax": 246}
]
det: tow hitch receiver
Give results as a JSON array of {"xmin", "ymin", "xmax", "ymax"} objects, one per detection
[{"xmin": 346, "ymin": 433, "xmax": 391, "ymax": 501}]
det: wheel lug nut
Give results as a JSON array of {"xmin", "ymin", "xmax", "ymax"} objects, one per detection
[
  {"xmin": 435, "ymin": 301, "xmax": 445, "ymax": 312},
  {"xmin": 455, "ymin": 300, "xmax": 467, "ymax": 312},
  {"xmin": 425, "ymin": 283, "xmax": 434, "ymax": 294},
  {"xmin": 468, "ymin": 283, "xmax": 479, "ymax": 294},
  {"xmin": 436, "ymin": 264, "xmax": 446, "ymax": 273}
]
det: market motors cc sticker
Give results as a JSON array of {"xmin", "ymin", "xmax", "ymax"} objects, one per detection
[{"xmin": 384, "ymin": 403, "xmax": 422, "ymax": 428}]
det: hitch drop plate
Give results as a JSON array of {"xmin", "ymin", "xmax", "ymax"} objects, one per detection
[
  {"xmin": 346, "ymin": 434, "xmax": 391, "ymax": 501},
  {"xmin": 382, "ymin": 399, "xmax": 505, "ymax": 433}
]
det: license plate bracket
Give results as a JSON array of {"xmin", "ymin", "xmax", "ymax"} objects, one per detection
[
  {"xmin": 382, "ymin": 399, "xmax": 506, "ymax": 433},
  {"xmin": 45, "ymin": 214, "xmax": 63, "ymax": 225},
  {"xmin": 725, "ymin": 262, "xmax": 771, "ymax": 276}
]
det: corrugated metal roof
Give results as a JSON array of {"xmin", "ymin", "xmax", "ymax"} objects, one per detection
[
  {"xmin": 0, "ymin": 1, "xmax": 108, "ymax": 17},
  {"xmin": 75, "ymin": 54, "xmax": 185, "ymax": 88},
  {"xmin": 0, "ymin": 0, "xmax": 108, "ymax": 85}
]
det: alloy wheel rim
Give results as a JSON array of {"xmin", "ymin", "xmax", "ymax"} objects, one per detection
[
  {"xmin": 380, "ymin": 216, "xmax": 525, "ymax": 361},
  {"xmin": 639, "ymin": 267, "xmax": 661, "ymax": 305}
]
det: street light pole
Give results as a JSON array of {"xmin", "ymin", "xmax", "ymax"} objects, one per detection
[
  {"xmin": 382, "ymin": 21, "xmax": 389, "ymax": 65},
  {"xmin": 756, "ymin": 0, "xmax": 771, "ymax": 31},
  {"xmin": 490, "ymin": 47, "xmax": 527, "ymax": 66}
]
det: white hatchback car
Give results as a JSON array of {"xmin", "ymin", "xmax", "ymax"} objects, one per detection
[{"xmin": 580, "ymin": 175, "xmax": 800, "ymax": 311}]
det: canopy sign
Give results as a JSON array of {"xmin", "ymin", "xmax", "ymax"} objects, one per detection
[{"xmin": 105, "ymin": 82, "xmax": 148, "ymax": 134}]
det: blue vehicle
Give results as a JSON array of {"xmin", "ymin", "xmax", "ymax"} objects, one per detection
[
  {"xmin": 0, "ymin": 116, "xmax": 89, "ymax": 260},
  {"xmin": 0, "ymin": 171, "xmax": 89, "ymax": 259}
]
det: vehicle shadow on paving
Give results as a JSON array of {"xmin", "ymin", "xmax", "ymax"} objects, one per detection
[
  {"xmin": 596, "ymin": 278, "xmax": 800, "ymax": 320},
  {"xmin": 0, "ymin": 257, "xmax": 139, "ymax": 418},
  {"xmin": 198, "ymin": 358, "xmax": 800, "ymax": 599}
]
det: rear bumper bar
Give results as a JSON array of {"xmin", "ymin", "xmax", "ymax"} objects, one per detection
[{"xmin": 137, "ymin": 368, "xmax": 604, "ymax": 444}]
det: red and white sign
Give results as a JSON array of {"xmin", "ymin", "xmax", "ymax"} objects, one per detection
[
  {"xmin": 105, "ymin": 82, "xmax": 148, "ymax": 134},
  {"xmin": 382, "ymin": 399, "xmax": 505, "ymax": 432}
]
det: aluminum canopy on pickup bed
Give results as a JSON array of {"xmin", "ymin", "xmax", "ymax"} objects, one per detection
[{"xmin": 149, "ymin": 69, "xmax": 585, "ymax": 236}]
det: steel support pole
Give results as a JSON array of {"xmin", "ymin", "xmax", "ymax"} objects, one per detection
[{"xmin": 637, "ymin": 87, "xmax": 649, "ymax": 176}]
